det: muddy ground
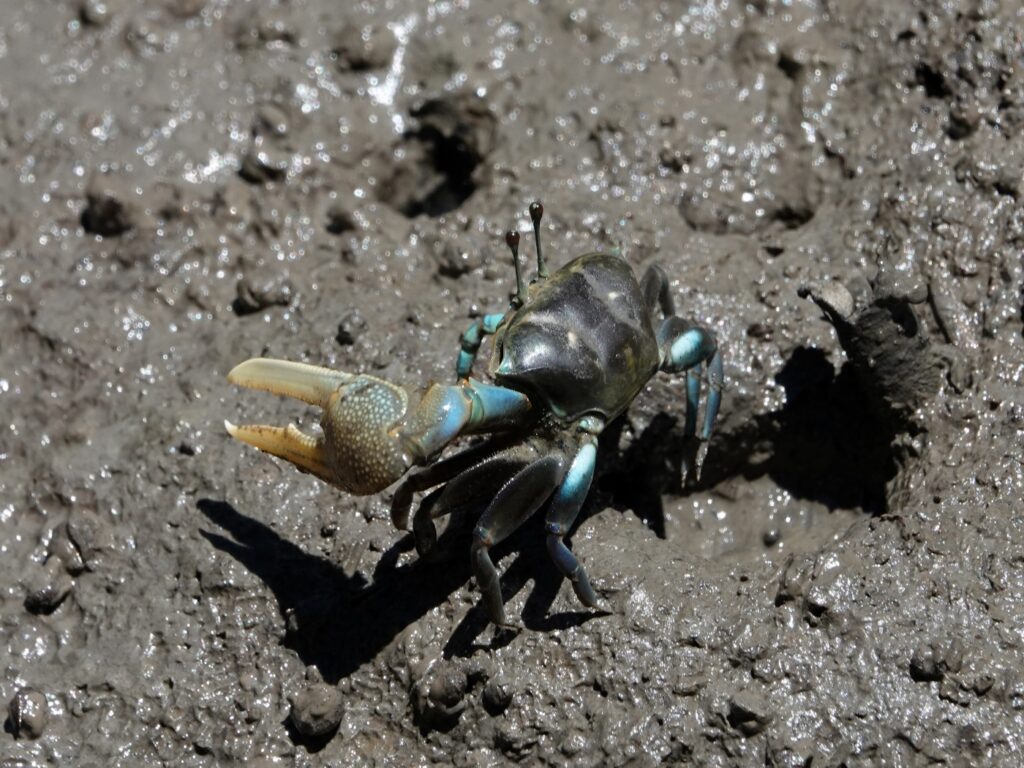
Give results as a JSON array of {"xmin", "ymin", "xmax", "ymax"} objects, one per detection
[{"xmin": 2, "ymin": 0, "xmax": 1024, "ymax": 765}]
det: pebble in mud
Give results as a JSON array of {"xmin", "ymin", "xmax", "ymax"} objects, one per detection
[
  {"xmin": 238, "ymin": 138, "xmax": 291, "ymax": 184},
  {"xmin": 482, "ymin": 678, "xmax": 513, "ymax": 716},
  {"xmin": 414, "ymin": 663, "xmax": 469, "ymax": 729},
  {"xmin": 23, "ymin": 563, "xmax": 74, "ymax": 614},
  {"xmin": 289, "ymin": 682, "xmax": 344, "ymax": 738},
  {"xmin": 7, "ymin": 688, "xmax": 49, "ymax": 740}
]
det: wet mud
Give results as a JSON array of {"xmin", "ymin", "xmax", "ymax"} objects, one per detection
[{"xmin": 2, "ymin": 0, "xmax": 1023, "ymax": 765}]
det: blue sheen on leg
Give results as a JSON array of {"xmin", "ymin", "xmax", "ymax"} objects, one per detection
[
  {"xmin": 685, "ymin": 369, "xmax": 700, "ymax": 438},
  {"xmin": 408, "ymin": 379, "xmax": 530, "ymax": 458},
  {"xmin": 455, "ymin": 313, "xmax": 505, "ymax": 379},
  {"xmin": 701, "ymin": 349, "xmax": 724, "ymax": 440},
  {"xmin": 667, "ymin": 328, "xmax": 713, "ymax": 371},
  {"xmin": 545, "ymin": 442, "xmax": 599, "ymax": 607}
]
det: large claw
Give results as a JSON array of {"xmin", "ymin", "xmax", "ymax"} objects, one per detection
[
  {"xmin": 226, "ymin": 358, "xmax": 534, "ymax": 500},
  {"xmin": 226, "ymin": 358, "xmax": 415, "ymax": 495}
]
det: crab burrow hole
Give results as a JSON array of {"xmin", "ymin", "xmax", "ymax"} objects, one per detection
[{"xmin": 599, "ymin": 345, "xmax": 901, "ymax": 565}]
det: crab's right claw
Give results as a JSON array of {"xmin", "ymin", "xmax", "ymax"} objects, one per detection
[{"xmin": 226, "ymin": 358, "xmax": 414, "ymax": 495}]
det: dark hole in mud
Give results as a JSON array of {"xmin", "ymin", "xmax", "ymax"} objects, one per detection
[
  {"xmin": 599, "ymin": 347, "xmax": 897, "ymax": 551},
  {"xmin": 377, "ymin": 93, "xmax": 497, "ymax": 218},
  {"xmin": 774, "ymin": 203, "xmax": 815, "ymax": 229},
  {"xmin": 915, "ymin": 62, "xmax": 952, "ymax": 98},
  {"xmin": 397, "ymin": 127, "xmax": 480, "ymax": 218}
]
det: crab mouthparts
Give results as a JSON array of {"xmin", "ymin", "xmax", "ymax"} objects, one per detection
[{"xmin": 225, "ymin": 358, "xmax": 352, "ymax": 483}]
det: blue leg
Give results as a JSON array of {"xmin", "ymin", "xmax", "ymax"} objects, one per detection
[
  {"xmin": 455, "ymin": 313, "xmax": 505, "ymax": 380},
  {"xmin": 545, "ymin": 438, "xmax": 599, "ymax": 608},
  {"xmin": 657, "ymin": 317, "xmax": 724, "ymax": 478},
  {"xmin": 471, "ymin": 455, "xmax": 565, "ymax": 627}
]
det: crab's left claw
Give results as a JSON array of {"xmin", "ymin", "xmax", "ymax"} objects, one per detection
[{"xmin": 226, "ymin": 358, "xmax": 415, "ymax": 495}]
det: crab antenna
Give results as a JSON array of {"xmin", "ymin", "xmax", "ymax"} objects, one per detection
[
  {"xmin": 529, "ymin": 200, "xmax": 547, "ymax": 279},
  {"xmin": 506, "ymin": 230, "xmax": 526, "ymax": 307}
]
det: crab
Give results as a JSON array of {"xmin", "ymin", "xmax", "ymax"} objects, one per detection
[{"xmin": 225, "ymin": 201, "xmax": 724, "ymax": 627}]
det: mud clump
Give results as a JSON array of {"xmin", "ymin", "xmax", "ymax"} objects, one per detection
[
  {"xmin": 799, "ymin": 260, "xmax": 940, "ymax": 430},
  {"xmin": 6, "ymin": 689, "xmax": 49, "ymax": 740},
  {"xmin": 289, "ymin": 676, "xmax": 344, "ymax": 739}
]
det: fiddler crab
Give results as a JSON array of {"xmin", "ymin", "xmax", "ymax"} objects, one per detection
[{"xmin": 226, "ymin": 202, "xmax": 724, "ymax": 628}]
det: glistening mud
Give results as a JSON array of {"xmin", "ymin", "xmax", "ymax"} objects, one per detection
[{"xmin": 3, "ymin": 0, "xmax": 1024, "ymax": 765}]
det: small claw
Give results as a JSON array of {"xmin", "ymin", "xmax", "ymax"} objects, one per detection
[{"xmin": 224, "ymin": 420, "xmax": 333, "ymax": 483}]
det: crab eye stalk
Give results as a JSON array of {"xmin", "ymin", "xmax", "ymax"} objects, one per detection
[
  {"xmin": 506, "ymin": 229, "xmax": 526, "ymax": 308},
  {"xmin": 529, "ymin": 200, "xmax": 546, "ymax": 279}
]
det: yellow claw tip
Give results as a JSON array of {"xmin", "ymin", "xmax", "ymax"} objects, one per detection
[{"xmin": 224, "ymin": 419, "xmax": 239, "ymax": 436}]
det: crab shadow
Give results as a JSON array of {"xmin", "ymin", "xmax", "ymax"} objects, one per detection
[
  {"xmin": 601, "ymin": 346, "xmax": 898, "ymax": 536},
  {"xmin": 198, "ymin": 498, "xmax": 603, "ymax": 681}
]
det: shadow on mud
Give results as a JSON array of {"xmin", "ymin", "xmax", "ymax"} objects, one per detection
[
  {"xmin": 198, "ymin": 499, "xmax": 603, "ymax": 681},
  {"xmin": 601, "ymin": 346, "xmax": 899, "ymax": 538}
]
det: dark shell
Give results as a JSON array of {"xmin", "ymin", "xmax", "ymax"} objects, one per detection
[{"xmin": 493, "ymin": 252, "xmax": 659, "ymax": 421}]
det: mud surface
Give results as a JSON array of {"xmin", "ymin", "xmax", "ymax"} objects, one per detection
[{"xmin": 2, "ymin": 0, "xmax": 1024, "ymax": 765}]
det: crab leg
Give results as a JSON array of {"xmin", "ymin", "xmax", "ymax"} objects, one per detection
[
  {"xmin": 656, "ymin": 317, "xmax": 725, "ymax": 479},
  {"xmin": 455, "ymin": 313, "xmax": 505, "ymax": 380},
  {"xmin": 471, "ymin": 454, "xmax": 566, "ymax": 627},
  {"xmin": 545, "ymin": 437, "xmax": 600, "ymax": 608}
]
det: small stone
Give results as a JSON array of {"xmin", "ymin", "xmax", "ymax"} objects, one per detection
[
  {"xmin": 8, "ymin": 688, "xmax": 49, "ymax": 740},
  {"xmin": 428, "ymin": 666, "xmax": 468, "ymax": 709},
  {"xmin": 24, "ymin": 564, "xmax": 73, "ymax": 614},
  {"xmin": 482, "ymin": 678, "xmax": 513, "ymax": 715},
  {"xmin": 436, "ymin": 240, "xmax": 484, "ymax": 277},
  {"xmin": 910, "ymin": 639, "xmax": 962, "ymax": 682},
  {"xmin": 289, "ymin": 683, "xmax": 344, "ymax": 738},
  {"xmin": 254, "ymin": 103, "xmax": 290, "ymax": 139},
  {"xmin": 910, "ymin": 644, "xmax": 943, "ymax": 682},
  {"xmin": 79, "ymin": 0, "xmax": 118, "ymax": 26},
  {"xmin": 50, "ymin": 531, "xmax": 86, "ymax": 575}
]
